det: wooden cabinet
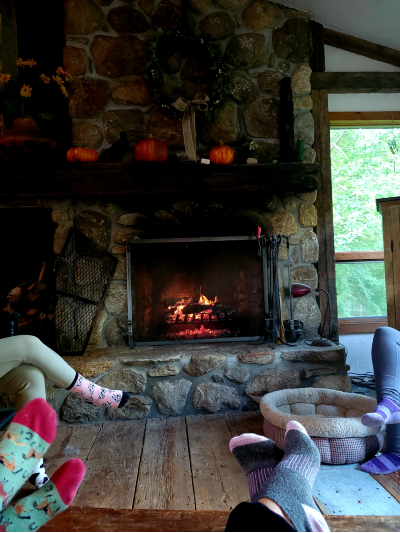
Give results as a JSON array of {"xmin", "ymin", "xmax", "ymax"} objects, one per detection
[{"xmin": 377, "ymin": 197, "xmax": 400, "ymax": 329}]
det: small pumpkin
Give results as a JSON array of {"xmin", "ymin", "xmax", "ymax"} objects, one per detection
[
  {"xmin": 66, "ymin": 147, "xmax": 99, "ymax": 163},
  {"xmin": 135, "ymin": 135, "xmax": 168, "ymax": 162},
  {"xmin": 210, "ymin": 140, "xmax": 234, "ymax": 165}
]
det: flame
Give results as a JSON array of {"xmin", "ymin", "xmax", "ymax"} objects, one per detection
[
  {"xmin": 198, "ymin": 293, "xmax": 217, "ymax": 305},
  {"xmin": 168, "ymin": 290, "xmax": 217, "ymax": 317}
]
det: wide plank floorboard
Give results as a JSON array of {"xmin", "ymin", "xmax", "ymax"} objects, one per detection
[
  {"xmin": 187, "ymin": 414, "xmax": 248, "ymax": 511},
  {"xmin": 224, "ymin": 411, "xmax": 264, "ymax": 437},
  {"xmin": 75, "ymin": 421, "xmax": 145, "ymax": 509},
  {"xmin": 134, "ymin": 417, "xmax": 195, "ymax": 510}
]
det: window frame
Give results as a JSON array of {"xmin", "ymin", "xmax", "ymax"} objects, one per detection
[{"xmin": 330, "ymin": 114, "xmax": 396, "ymax": 334}]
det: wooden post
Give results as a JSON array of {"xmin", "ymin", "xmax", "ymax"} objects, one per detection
[
  {"xmin": 310, "ymin": 21, "xmax": 325, "ymax": 73},
  {"xmin": 312, "ymin": 89, "xmax": 339, "ymax": 341}
]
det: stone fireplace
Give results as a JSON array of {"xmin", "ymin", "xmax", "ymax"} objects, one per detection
[{"xmin": 0, "ymin": 0, "xmax": 350, "ymax": 421}]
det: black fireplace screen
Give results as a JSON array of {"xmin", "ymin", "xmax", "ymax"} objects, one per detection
[
  {"xmin": 127, "ymin": 236, "xmax": 266, "ymax": 346},
  {"xmin": 54, "ymin": 229, "xmax": 117, "ymax": 355}
]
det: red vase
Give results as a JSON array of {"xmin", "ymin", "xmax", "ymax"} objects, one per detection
[{"xmin": 0, "ymin": 116, "xmax": 56, "ymax": 157}]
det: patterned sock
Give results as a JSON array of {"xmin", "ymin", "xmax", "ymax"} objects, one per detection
[
  {"xmin": 361, "ymin": 452, "xmax": 400, "ymax": 475},
  {"xmin": 362, "ymin": 398, "xmax": 400, "ymax": 426},
  {"xmin": 0, "ymin": 458, "xmax": 86, "ymax": 532},
  {"xmin": 67, "ymin": 372, "xmax": 130, "ymax": 409},
  {"xmin": 29, "ymin": 460, "xmax": 49, "ymax": 489},
  {"xmin": 229, "ymin": 433, "xmax": 284, "ymax": 502},
  {"xmin": 264, "ymin": 421, "xmax": 329, "ymax": 532},
  {"xmin": 0, "ymin": 398, "xmax": 57, "ymax": 510}
]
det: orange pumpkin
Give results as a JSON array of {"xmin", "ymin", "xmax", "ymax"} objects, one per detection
[
  {"xmin": 210, "ymin": 140, "xmax": 234, "ymax": 165},
  {"xmin": 135, "ymin": 135, "xmax": 168, "ymax": 162},
  {"xmin": 66, "ymin": 147, "xmax": 99, "ymax": 163}
]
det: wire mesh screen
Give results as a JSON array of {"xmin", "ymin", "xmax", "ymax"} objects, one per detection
[{"xmin": 54, "ymin": 229, "xmax": 117, "ymax": 355}]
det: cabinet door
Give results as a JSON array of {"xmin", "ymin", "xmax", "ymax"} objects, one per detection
[
  {"xmin": 383, "ymin": 205, "xmax": 400, "ymax": 329},
  {"xmin": 0, "ymin": 0, "xmax": 18, "ymax": 78}
]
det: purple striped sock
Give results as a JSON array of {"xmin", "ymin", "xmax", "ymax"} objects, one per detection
[
  {"xmin": 361, "ymin": 452, "xmax": 400, "ymax": 475},
  {"xmin": 362, "ymin": 398, "xmax": 400, "ymax": 427}
]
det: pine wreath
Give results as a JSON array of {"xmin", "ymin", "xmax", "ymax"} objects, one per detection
[{"xmin": 144, "ymin": 26, "xmax": 230, "ymax": 122}]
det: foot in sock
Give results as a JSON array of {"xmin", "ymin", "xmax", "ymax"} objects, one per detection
[
  {"xmin": 0, "ymin": 458, "xmax": 86, "ymax": 532},
  {"xmin": 67, "ymin": 372, "xmax": 130, "ymax": 409},
  {"xmin": 29, "ymin": 460, "xmax": 49, "ymax": 489},
  {"xmin": 263, "ymin": 421, "xmax": 329, "ymax": 532},
  {"xmin": 0, "ymin": 398, "xmax": 56, "ymax": 509},
  {"xmin": 361, "ymin": 452, "xmax": 400, "ymax": 475},
  {"xmin": 362, "ymin": 397, "xmax": 400, "ymax": 426},
  {"xmin": 229, "ymin": 433, "xmax": 284, "ymax": 502}
]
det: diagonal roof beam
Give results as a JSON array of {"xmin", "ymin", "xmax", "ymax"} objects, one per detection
[{"xmin": 324, "ymin": 28, "xmax": 400, "ymax": 69}]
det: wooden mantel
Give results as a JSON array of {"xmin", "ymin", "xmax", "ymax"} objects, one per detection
[{"xmin": 0, "ymin": 161, "xmax": 318, "ymax": 196}]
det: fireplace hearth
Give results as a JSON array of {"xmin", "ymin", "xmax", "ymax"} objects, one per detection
[{"xmin": 127, "ymin": 236, "xmax": 268, "ymax": 346}]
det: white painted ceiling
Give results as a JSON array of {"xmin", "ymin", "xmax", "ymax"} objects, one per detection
[{"xmin": 270, "ymin": 0, "xmax": 400, "ymax": 51}]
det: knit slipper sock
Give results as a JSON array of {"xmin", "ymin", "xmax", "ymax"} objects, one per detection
[
  {"xmin": 229, "ymin": 433, "xmax": 284, "ymax": 502},
  {"xmin": 263, "ymin": 421, "xmax": 329, "ymax": 533},
  {"xmin": 361, "ymin": 452, "xmax": 400, "ymax": 475},
  {"xmin": 66, "ymin": 372, "xmax": 130, "ymax": 409},
  {"xmin": 29, "ymin": 460, "xmax": 49, "ymax": 489},
  {"xmin": 362, "ymin": 398, "xmax": 400, "ymax": 426},
  {"xmin": 0, "ymin": 458, "xmax": 86, "ymax": 532},
  {"xmin": 0, "ymin": 398, "xmax": 57, "ymax": 510}
]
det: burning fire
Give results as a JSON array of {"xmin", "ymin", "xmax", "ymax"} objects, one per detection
[
  {"xmin": 166, "ymin": 325, "xmax": 231, "ymax": 341},
  {"xmin": 198, "ymin": 293, "xmax": 217, "ymax": 305}
]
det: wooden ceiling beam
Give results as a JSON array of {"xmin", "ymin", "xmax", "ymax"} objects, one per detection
[
  {"xmin": 311, "ymin": 72, "xmax": 400, "ymax": 93},
  {"xmin": 324, "ymin": 28, "xmax": 400, "ymax": 69}
]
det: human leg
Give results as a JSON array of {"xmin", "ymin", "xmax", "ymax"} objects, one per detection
[
  {"xmin": 0, "ymin": 398, "xmax": 85, "ymax": 532},
  {"xmin": 361, "ymin": 327, "xmax": 400, "ymax": 474},
  {"xmin": 230, "ymin": 423, "xmax": 329, "ymax": 532},
  {"xmin": 0, "ymin": 336, "xmax": 129, "ymax": 409},
  {"xmin": 225, "ymin": 501, "xmax": 296, "ymax": 532}
]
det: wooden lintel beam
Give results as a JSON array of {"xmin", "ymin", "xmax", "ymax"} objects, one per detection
[
  {"xmin": 324, "ymin": 28, "xmax": 400, "ymax": 69},
  {"xmin": 311, "ymin": 72, "xmax": 400, "ymax": 93}
]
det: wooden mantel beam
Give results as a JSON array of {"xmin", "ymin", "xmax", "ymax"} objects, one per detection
[
  {"xmin": 311, "ymin": 72, "xmax": 400, "ymax": 93},
  {"xmin": 324, "ymin": 28, "xmax": 400, "ymax": 69}
]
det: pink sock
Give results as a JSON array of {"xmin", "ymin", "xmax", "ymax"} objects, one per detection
[
  {"xmin": 13, "ymin": 398, "xmax": 57, "ymax": 444},
  {"xmin": 52, "ymin": 458, "xmax": 86, "ymax": 506},
  {"xmin": 67, "ymin": 373, "xmax": 129, "ymax": 409}
]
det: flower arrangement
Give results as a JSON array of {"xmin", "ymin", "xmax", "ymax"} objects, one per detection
[{"xmin": 0, "ymin": 58, "xmax": 70, "ymax": 122}]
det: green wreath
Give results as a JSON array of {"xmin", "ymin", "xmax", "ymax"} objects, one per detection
[{"xmin": 145, "ymin": 27, "xmax": 230, "ymax": 122}]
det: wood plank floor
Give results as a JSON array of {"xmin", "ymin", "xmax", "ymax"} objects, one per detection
[{"xmin": 31, "ymin": 411, "xmax": 400, "ymax": 531}]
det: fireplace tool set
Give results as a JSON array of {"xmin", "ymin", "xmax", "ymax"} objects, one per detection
[{"xmin": 257, "ymin": 228, "xmax": 303, "ymax": 344}]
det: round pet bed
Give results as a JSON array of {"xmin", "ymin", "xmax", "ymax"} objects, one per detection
[{"xmin": 260, "ymin": 388, "xmax": 384, "ymax": 465}]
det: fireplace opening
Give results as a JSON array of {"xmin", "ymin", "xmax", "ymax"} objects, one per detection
[{"xmin": 127, "ymin": 236, "xmax": 266, "ymax": 346}]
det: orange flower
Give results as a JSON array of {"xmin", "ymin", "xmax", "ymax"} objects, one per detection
[
  {"xmin": 60, "ymin": 85, "xmax": 69, "ymax": 98},
  {"xmin": 26, "ymin": 59, "xmax": 37, "ymax": 67},
  {"xmin": 20, "ymin": 84, "xmax": 32, "ymax": 97},
  {"xmin": 0, "ymin": 73, "xmax": 11, "ymax": 83},
  {"xmin": 40, "ymin": 74, "xmax": 51, "ymax": 84},
  {"xmin": 52, "ymin": 75, "xmax": 64, "ymax": 86},
  {"xmin": 56, "ymin": 66, "xmax": 71, "ymax": 80},
  {"xmin": 16, "ymin": 58, "xmax": 26, "ymax": 66}
]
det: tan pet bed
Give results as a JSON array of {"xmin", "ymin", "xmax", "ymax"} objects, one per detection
[{"xmin": 260, "ymin": 388, "xmax": 384, "ymax": 464}]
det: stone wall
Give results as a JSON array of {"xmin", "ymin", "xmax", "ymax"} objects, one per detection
[
  {"xmin": 61, "ymin": 0, "xmax": 321, "ymax": 344},
  {"xmin": 43, "ymin": 342, "xmax": 348, "ymax": 423},
  {"xmin": 64, "ymin": 0, "xmax": 316, "ymax": 162}
]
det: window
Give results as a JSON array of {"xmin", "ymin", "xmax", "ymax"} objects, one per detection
[{"xmin": 330, "ymin": 125, "xmax": 400, "ymax": 334}]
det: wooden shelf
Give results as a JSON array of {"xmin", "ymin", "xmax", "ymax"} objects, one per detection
[{"xmin": 0, "ymin": 161, "xmax": 318, "ymax": 196}]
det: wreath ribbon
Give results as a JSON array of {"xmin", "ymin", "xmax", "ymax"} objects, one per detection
[{"xmin": 172, "ymin": 93, "xmax": 209, "ymax": 162}]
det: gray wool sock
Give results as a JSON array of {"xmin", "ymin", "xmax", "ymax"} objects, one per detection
[
  {"xmin": 263, "ymin": 421, "xmax": 327, "ymax": 533},
  {"xmin": 229, "ymin": 433, "xmax": 284, "ymax": 502}
]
